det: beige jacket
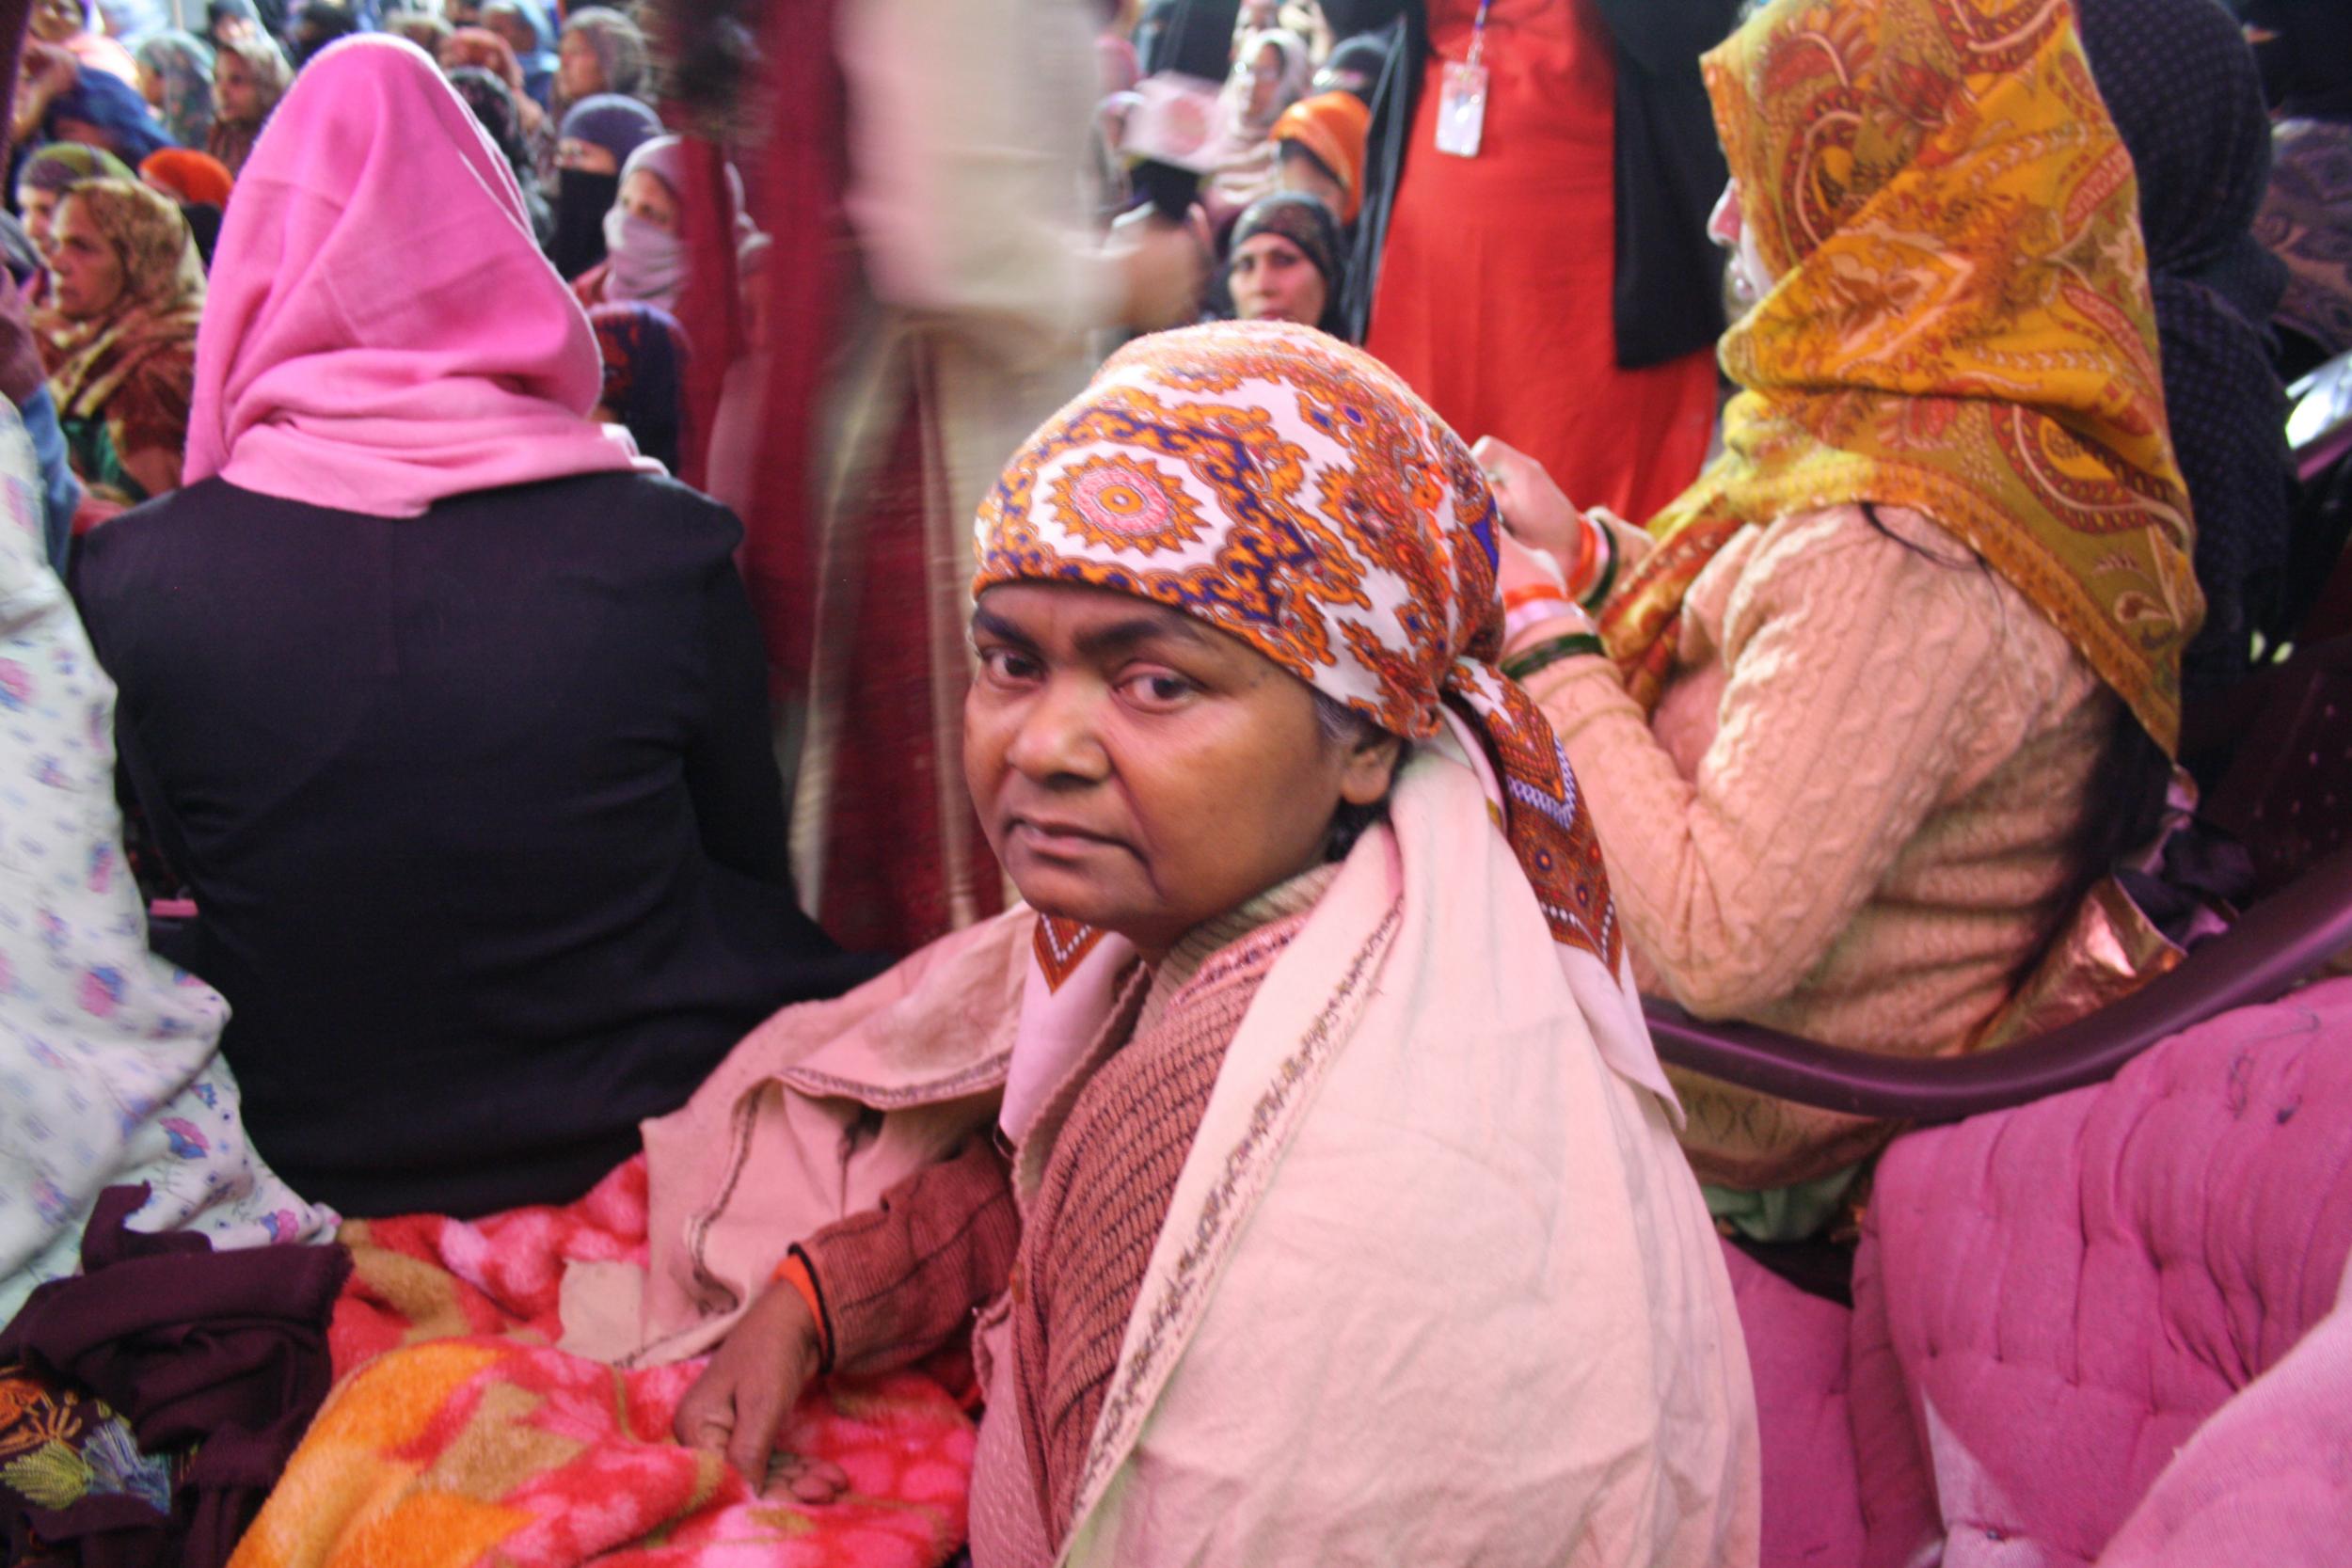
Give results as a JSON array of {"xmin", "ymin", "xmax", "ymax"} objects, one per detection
[{"xmin": 1529, "ymin": 504, "xmax": 2114, "ymax": 1187}]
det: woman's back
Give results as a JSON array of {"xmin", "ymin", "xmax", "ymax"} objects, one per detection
[{"xmin": 76, "ymin": 469, "xmax": 871, "ymax": 1217}]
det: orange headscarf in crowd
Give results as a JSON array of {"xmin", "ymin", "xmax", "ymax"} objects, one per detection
[
  {"xmin": 1600, "ymin": 0, "xmax": 2201, "ymax": 752},
  {"xmin": 139, "ymin": 149, "xmax": 236, "ymax": 210},
  {"xmin": 1270, "ymin": 89, "xmax": 1370, "ymax": 224}
]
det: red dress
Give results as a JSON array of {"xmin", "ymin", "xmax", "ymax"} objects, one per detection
[{"xmin": 1366, "ymin": 0, "xmax": 1717, "ymax": 524}]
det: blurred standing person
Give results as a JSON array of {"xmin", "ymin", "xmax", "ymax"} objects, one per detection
[
  {"xmin": 205, "ymin": 33, "xmax": 291, "ymax": 175},
  {"xmin": 133, "ymin": 29, "xmax": 215, "ymax": 150},
  {"xmin": 732, "ymin": 0, "xmax": 1205, "ymax": 953},
  {"xmin": 2244, "ymin": 0, "xmax": 2352, "ymax": 380},
  {"xmin": 31, "ymin": 179, "xmax": 203, "ymax": 512},
  {"xmin": 1347, "ymin": 0, "xmax": 1740, "ymax": 524}
]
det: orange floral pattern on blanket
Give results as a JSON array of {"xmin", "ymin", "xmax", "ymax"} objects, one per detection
[{"xmin": 232, "ymin": 1157, "xmax": 976, "ymax": 1568}]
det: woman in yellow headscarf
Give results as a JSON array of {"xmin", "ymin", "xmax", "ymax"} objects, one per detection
[{"xmin": 1483, "ymin": 0, "xmax": 2202, "ymax": 1232}]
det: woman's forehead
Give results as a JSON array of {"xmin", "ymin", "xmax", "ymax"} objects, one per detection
[{"xmin": 974, "ymin": 582, "xmax": 1237, "ymax": 656}]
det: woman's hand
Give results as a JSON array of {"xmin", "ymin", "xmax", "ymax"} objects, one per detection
[
  {"xmin": 1473, "ymin": 436, "xmax": 1595, "ymax": 590},
  {"xmin": 673, "ymin": 1281, "xmax": 844, "ymax": 1502}
]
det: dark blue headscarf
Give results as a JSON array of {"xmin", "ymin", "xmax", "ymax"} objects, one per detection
[{"xmin": 44, "ymin": 69, "xmax": 178, "ymax": 164}]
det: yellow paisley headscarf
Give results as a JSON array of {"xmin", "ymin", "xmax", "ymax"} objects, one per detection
[{"xmin": 1599, "ymin": 0, "xmax": 2201, "ymax": 752}]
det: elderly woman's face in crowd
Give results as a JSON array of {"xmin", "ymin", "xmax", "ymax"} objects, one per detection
[
  {"xmin": 18, "ymin": 186, "xmax": 62, "ymax": 254},
  {"xmin": 48, "ymin": 195, "xmax": 125, "ymax": 321},
  {"xmin": 215, "ymin": 50, "xmax": 262, "ymax": 121},
  {"xmin": 617, "ymin": 168, "xmax": 680, "ymax": 233},
  {"xmin": 1244, "ymin": 42, "xmax": 1285, "ymax": 120},
  {"xmin": 30, "ymin": 0, "xmax": 86, "ymax": 45},
  {"xmin": 557, "ymin": 28, "xmax": 606, "ymax": 100},
  {"xmin": 965, "ymin": 583, "xmax": 1395, "ymax": 960},
  {"xmin": 1229, "ymin": 232, "xmax": 1326, "ymax": 327},
  {"xmin": 555, "ymin": 136, "xmax": 620, "ymax": 176}
]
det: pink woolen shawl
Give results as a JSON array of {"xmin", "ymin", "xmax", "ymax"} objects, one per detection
[{"xmin": 182, "ymin": 37, "xmax": 655, "ymax": 515}]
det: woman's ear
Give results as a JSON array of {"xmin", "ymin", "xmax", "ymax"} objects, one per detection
[{"xmin": 1338, "ymin": 730, "xmax": 1404, "ymax": 808}]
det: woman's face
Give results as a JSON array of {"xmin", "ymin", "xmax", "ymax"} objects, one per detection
[
  {"xmin": 30, "ymin": 0, "xmax": 85, "ymax": 45},
  {"xmin": 137, "ymin": 61, "xmax": 167, "ymax": 108},
  {"xmin": 557, "ymin": 28, "xmax": 605, "ymax": 100},
  {"xmin": 48, "ymin": 196, "xmax": 126, "ymax": 321},
  {"xmin": 1244, "ymin": 41, "xmax": 1284, "ymax": 120},
  {"xmin": 1708, "ymin": 180, "xmax": 1776, "ymax": 309},
  {"xmin": 215, "ymin": 51, "xmax": 259, "ymax": 121},
  {"xmin": 616, "ymin": 168, "xmax": 679, "ymax": 233},
  {"xmin": 1228, "ymin": 232, "xmax": 1326, "ymax": 327},
  {"xmin": 965, "ymin": 582, "xmax": 1394, "ymax": 960},
  {"xmin": 556, "ymin": 136, "xmax": 620, "ymax": 176},
  {"xmin": 19, "ymin": 187, "xmax": 62, "ymax": 254}
]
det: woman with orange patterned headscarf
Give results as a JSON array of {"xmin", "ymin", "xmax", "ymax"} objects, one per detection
[{"xmin": 1483, "ymin": 0, "xmax": 2202, "ymax": 1231}]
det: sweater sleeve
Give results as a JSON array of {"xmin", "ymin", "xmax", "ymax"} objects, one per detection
[
  {"xmin": 796, "ymin": 1136, "xmax": 1020, "ymax": 1379},
  {"xmin": 1527, "ymin": 507, "xmax": 2023, "ymax": 1019}
]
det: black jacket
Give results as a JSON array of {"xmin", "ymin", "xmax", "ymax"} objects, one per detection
[
  {"xmin": 76, "ymin": 471, "xmax": 882, "ymax": 1218},
  {"xmin": 1342, "ymin": 0, "xmax": 1741, "ymax": 369}
]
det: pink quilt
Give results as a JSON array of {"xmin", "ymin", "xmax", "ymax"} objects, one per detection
[{"xmin": 1731, "ymin": 976, "xmax": 2352, "ymax": 1568}]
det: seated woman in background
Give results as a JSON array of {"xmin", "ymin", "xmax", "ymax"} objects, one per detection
[
  {"xmin": 1222, "ymin": 189, "xmax": 1347, "ymax": 335},
  {"xmin": 203, "ymin": 33, "xmax": 290, "ymax": 177},
  {"xmin": 553, "ymin": 5, "xmax": 649, "ymax": 116},
  {"xmin": 15, "ymin": 44, "xmax": 178, "ymax": 165},
  {"xmin": 14, "ymin": 142, "xmax": 133, "ymax": 303},
  {"xmin": 573, "ymin": 135, "xmax": 760, "ymax": 314},
  {"xmin": 1482, "ymin": 0, "xmax": 2198, "ymax": 1236},
  {"xmin": 1268, "ymin": 87, "xmax": 1368, "ymax": 228},
  {"xmin": 589, "ymin": 299, "xmax": 690, "ymax": 472},
  {"xmin": 72, "ymin": 38, "xmax": 875, "ymax": 1220},
  {"xmin": 132, "ymin": 28, "xmax": 215, "ymax": 151},
  {"xmin": 546, "ymin": 91, "xmax": 660, "ymax": 279},
  {"xmin": 1202, "ymin": 26, "xmax": 1311, "ymax": 222},
  {"xmin": 31, "ymin": 178, "xmax": 203, "ymax": 512},
  {"xmin": 676, "ymin": 322, "xmax": 1756, "ymax": 1566}
]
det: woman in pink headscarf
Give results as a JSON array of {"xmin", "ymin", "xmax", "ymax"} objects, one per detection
[{"xmin": 72, "ymin": 36, "xmax": 875, "ymax": 1221}]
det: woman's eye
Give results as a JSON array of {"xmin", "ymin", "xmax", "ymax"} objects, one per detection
[
  {"xmin": 1118, "ymin": 671, "xmax": 1197, "ymax": 710},
  {"xmin": 977, "ymin": 647, "xmax": 1041, "ymax": 685}
]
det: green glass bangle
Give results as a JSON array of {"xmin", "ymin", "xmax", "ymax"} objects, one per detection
[
  {"xmin": 1502, "ymin": 631, "xmax": 1607, "ymax": 683},
  {"xmin": 1579, "ymin": 523, "xmax": 1619, "ymax": 611}
]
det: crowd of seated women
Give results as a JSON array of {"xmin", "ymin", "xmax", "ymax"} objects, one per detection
[{"xmin": 0, "ymin": 0, "xmax": 2345, "ymax": 1565}]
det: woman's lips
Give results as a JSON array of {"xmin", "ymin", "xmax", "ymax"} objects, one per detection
[{"xmin": 1008, "ymin": 817, "xmax": 1127, "ymax": 857}]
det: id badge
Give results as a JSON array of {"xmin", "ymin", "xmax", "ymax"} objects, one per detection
[{"xmin": 1435, "ymin": 60, "xmax": 1488, "ymax": 158}]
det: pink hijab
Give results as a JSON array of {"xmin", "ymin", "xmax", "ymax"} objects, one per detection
[{"xmin": 183, "ymin": 36, "xmax": 655, "ymax": 515}]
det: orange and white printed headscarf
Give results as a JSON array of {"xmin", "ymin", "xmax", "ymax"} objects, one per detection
[
  {"xmin": 973, "ymin": 323, "xmax": 1670, "ymax": 1126},
  {"xmin": 1605, "ymin": 0, "xmax": 2202, "ymax": 752}
]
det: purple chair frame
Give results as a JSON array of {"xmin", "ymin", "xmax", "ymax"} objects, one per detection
[{"xmin": 1645, "ymin": 841, "xmax": 2352, "ymax": 1122}]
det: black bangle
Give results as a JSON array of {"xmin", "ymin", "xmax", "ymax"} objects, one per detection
[
  {"xmin": 1502, "ymin": 631, "xmax": 1607, "ymax": 682},
  {"xmin": 1580, "ymin": 523, "xmax": 1619, "ymax": 612}
]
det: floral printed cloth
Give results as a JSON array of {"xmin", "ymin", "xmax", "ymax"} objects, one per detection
[
  {"xmin": 0, "ymin": 392, "xmax": 334, "ymax": 1326},
  {"xmin": 232, "ymin": 1154, "xmax": 977, "ymax": 1568}
]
